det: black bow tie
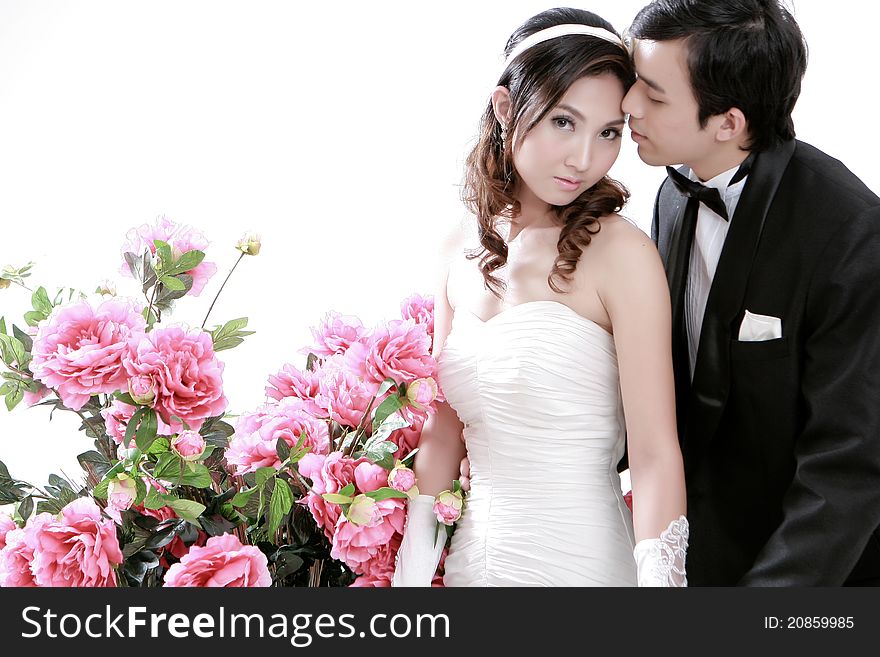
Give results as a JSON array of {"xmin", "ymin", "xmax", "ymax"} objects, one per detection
[
  {"xmin": 665, "ymin": 155, "xmax": 754, "ymax": 223},
  {"xmin": 665, "ymin": 166, "xmax": 730, "ymax": 221}
]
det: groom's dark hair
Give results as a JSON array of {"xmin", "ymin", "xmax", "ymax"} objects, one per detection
[{"xmin": 630, "ymin": 0, "xmax": 808, "ymax": 152}]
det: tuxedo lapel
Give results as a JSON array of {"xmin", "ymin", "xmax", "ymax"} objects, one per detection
[
  {"xmin": 688, "ymin": 139, "xmax": 796, "ymax": 444},
  {"xmin": 654, "ymin": 174, "xmax": 694, "ymax": 440}
]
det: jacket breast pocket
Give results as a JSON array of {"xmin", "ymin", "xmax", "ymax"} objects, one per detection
[{"xmin": 730, "ymin": 337, "xmax": 790, "ymax": 361}]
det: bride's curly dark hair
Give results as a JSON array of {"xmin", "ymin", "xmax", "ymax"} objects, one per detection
[{"xmin": 463, "ymin": 8, "xmax": 636, "ymax": 296}]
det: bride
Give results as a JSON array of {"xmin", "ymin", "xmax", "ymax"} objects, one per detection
[{"xmin": 393, "ymin": 7, "xmax": 687, "ymax": 586}]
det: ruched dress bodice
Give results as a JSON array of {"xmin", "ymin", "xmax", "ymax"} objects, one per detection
[{"xmin": 438, "ymin": 300, "xmax": 637, "ymax": 586}]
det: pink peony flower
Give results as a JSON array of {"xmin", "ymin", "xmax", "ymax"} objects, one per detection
[
  {"xmin": 361, "ymin": 320, "xmax": 435, "ymax": 388},
  {"xmin": 297, "ymin": 452, "xmax": 366, "ymax": 541},
  {"xmin": 406, "ymin": 377, "xmax": 438, "ymax": 411},
  {"xmin": 350, "ymin": 571, "xmax": 392, "ymax": 587},
  {"xmin": 390, "ymin": 412, "xmax": 425, "ymax": 458},
  {"xmin": 388, "ymin": 462, "xmax": 416, "ymax": 493},
  {"xmin": 400, "ymin": 293, "xmax": 434, "ymax": 345},
  {"xmin": 100, "ymin": 399, "xmax": 175, "ymax": 447},
  {"xmin": 330, "ymin": 499, "xmax": 405, "ymax": 576},
  {"xmin": 315, "ymin": 356, "xmax": 378, "ymax": 429},
  {"xmin": 172, "ymin": 429, "xmax": 206, "ymax": 461},
  {"xmin": 225, "ymin": 398, "xmax": 330, "ymax": 476},
  {"xmin": 121, "ymin": 215, "xmax": 218, "ymax": 296},
  {"xmin": 0, "ymin": 513, "xmax": 54, "ymax": 587},
  {"xmin": 30, "ymin": 297, "xmax": 146, "ymax": 411},
  {"xmin": 23, "ymin": 384, "xmax": 50, "ymax": 407},
  {"xmin": 346, "ymin": 495, "xmax": 382, "ymax": 527},
  {"xmin": 0, "ymin": 513, "xmax": 16, "ymax": 550},
  {"xmin": 434, "ymin": 490, "xmax": 463, "ymax": 526},
  {"xmin": 29, "ymin": 498, "xmax": 123, "ymax": 587},
  {"xmin": 106, "ymin": 475, "xmax": 138, "ymax": 524},
  {"xmin": 163, "ymin": 533, "xmax": 271, "ymax": 587},
  {"xmin": 123, "ymin": 325, "xmax": 227, "ymax": 431},
  {"xmin": 300, "ymin": 311, "xmax": 367, "ymax": 359},
  {"xmin": 128, "ymin": 374, "xmax": 156, "ymax": 405},
  {"xmin": 354, "ymin": 461, "xmax": 388, "ymax": 494},
  {"xmin": 265, "ymin": 364, "xmax": 324, "ymax": 416}
]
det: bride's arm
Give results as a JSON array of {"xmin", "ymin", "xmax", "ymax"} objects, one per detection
[
  {"xmin": 393, "ymin": 256, "xmax": 466, "ymax": 587},
  {"xmin": 598, "ymin": 221, "xmax": 687, "ymax": 586}
]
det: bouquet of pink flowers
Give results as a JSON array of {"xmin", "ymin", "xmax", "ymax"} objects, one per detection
[{"xmin": 0, "ymin": 216, "xmax": 440, "ymax": 587}]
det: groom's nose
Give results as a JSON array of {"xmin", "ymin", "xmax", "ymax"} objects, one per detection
[{"xmin": 622, "ymin": 85, "xmax": 642, "ymax": 119}]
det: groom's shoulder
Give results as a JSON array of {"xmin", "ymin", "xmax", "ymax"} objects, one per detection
[{"xmin": 787, "ymin": 140, "xmax": 879, "ymax": 207}]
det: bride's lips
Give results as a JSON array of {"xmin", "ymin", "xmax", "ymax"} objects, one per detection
[{"xmin": 554, "ymin": 176, "xmax": 582, "ymax": 191}]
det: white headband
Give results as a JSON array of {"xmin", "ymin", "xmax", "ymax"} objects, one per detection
[{"xmin": 500, "ymin": 23, "xmax": 626, "ymax": 79}]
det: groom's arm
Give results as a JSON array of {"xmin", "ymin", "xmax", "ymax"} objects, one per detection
[{"xmin": 740, "ymin": 205, "xmax": 880, "ymax": 586}]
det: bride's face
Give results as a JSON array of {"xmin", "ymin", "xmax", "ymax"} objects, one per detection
[{"xmin": 512, "ymin": 73, "xmax": 625, "ymax": 208}]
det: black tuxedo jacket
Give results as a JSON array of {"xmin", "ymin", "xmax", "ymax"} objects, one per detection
[{"xmin": 653, "ymin": 139, "xmax": 880, "ymax": 585}]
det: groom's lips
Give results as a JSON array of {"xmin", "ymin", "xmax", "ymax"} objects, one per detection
[{"xmin": 629, "ymin": 127, "xmax": 647, "ymax": 143}]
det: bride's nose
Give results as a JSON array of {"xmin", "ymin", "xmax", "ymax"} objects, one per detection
[{"xmin": 565, "ymin": 138, "xmax": 592, "ymax": 172}]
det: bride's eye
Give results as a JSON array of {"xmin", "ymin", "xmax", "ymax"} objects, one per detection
[
  {"xmin": 552, "ymin": 116, "xmax": 575, "ymax": 131},
  {"xmin": 600, "ymin": 128, "xmax": 622, "ymax": 140}
]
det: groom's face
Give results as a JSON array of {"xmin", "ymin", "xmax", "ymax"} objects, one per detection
[{"xmin": 622, "ymin": 38, "xmax": 718, "ymax": 170}]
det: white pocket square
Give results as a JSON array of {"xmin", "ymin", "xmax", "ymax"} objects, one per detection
[{"xmin": 738, "ymin": 310, "xmax": 782, "ymax": 341}]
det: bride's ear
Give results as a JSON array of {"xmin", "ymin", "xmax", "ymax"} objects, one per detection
[{"xmin": 491, "ymin": 86, "xmax": 512, "ymax": 129}]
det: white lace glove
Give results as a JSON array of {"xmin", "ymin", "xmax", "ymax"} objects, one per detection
[
  {"xmin": 391, "ymin": 495, "xmax": 445, "ymax": 587},
  {"xmin": 633, "ymin": 515, "xmax": 689, "ymax": 587}
]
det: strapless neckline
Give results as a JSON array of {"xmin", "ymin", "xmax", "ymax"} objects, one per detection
[{"xmin": 456, "ymin": 299, "xmax": 613, "ymax": 339}]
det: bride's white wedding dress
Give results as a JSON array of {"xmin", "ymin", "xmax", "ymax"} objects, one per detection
[{"xmin": 438, "ymin": 300, "xmax": 637, "ymax": 586}]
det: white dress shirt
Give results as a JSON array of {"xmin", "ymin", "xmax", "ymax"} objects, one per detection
[{"xmin": 685, "ymin": 164, "xmax": 749, "ymax": 376}]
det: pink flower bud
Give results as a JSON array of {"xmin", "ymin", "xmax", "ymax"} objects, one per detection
[
  {"xmin": 235, "ymin": 232, "xmax": 262, "ymax": 256},
  {"xmin": 346, "ymin": 494, "xmax": 382, "ymax": 527},
  {"xmin": 433, "ymin": 489, "xmax": 463, "ymax": 526},
  {"xmin": 107, "ymin": 475, "xmax": 137, "ymax": 515},
  {"xmin": 171, "ymin": 430, "xmax": 206, "ymax": 461},
  {"xmin": 128, "ymin": 374, "xmax": 156, "ymax": 405},
  {"xmin": 387, "ymin": 462, "xmax": 416, "ymax": 493},
  {"xmin": 406, "ymin": 377, "xmax": 438, "ymax": 411}
]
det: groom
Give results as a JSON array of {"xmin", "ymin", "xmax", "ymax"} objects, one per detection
[{"xmin": 623, "ymin": 0, "xmax": 880, "ymax": 585}]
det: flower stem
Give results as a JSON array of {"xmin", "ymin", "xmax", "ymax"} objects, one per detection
[{"xmin": 201, "ymin": 252, "xmax": 245, "ymax": 329}]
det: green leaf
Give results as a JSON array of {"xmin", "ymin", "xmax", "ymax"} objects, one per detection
[
  {"xmin": 47, "ymin": 474, "xmax": 73, "ymax": 492},
  {"xmin": 17, "ymin": 495, "xmax": 34, "ymax": 523},
  {"xmin": 321, "ymin": 493, "xmax": 353, "ymax": 505},
  {"xmin": 166, "ymin": 250, "xmax": 205, "ymax": 276},
  {"xmin": 134, "ymin": 476, "xmax": 148, "ymax": 506},
  {"xmin": 365, "ymin": 412, "xmax": 409, "ymax": 450},
  {"xmin": 153, "ymin": 240, "xmax": 173, "ymax": 269},
  {"xmin": 256, "ymin": 466, "xmax": 277, "ymax": 488},
  {"xmin": 143, "ymin": 486, "xmax": 167, "ymax": 510},
  {"xmin": 268, "ymin": 479, "xmax": 294, "ymax": 534},
  {"xmin": 376, "ymin": 378, "xmax": 397, "ymax": 398},
  {"xmin": 0, "ymin": 317, "xmax": 6, "ymax": 334},
  {"xmin": 77, "ymin": 450, "xmax": 112, "ymax": 479},
  {"xmin": 373, "ymin": 394, "xmax": 404, "ymax": 429},
  {"xmin": 231, "ymin": 487, "xmax": 257, "ymax": 508},
  {"xmin": 0, "ymin": 382, "xmax": 13, "ymax": 396},
  {"xmin": 145, "ymin": 436, "xmax": 170, "ymax": 455},
  {"xmin": 5, "ymin": 388, "xmax": 23, "ymax": 411},
  {"xmin": 276, "ymin": 437, "xmax": 291, "ymax": 463},
  {"xmin": 92, "ymin": 477, "xmax": 110, "ymax": 500},
  {"xmin": 339, "ymin": 482, "xmax": 356, "ymax": 498},
  {"xmin": 134, "ymin": 408, "xmax": 159, "ymax": 452},
  {"xmin": 363, "ymin": 440, "xmax": 398, "ymax": 470},
  {"xmin": 154, "ymin": 456, "xmax": 212, "ymax": 488},
  {"xmin": 401, "ymin": 447, "xmax": 419, "ymax": 465},
  {"xmin": 23, "ymin": 311, "xmax": 44, "ymax": 328},
  {"xmin": 31, "ymin": 287, "xmax": 53, "ymax": 316},
  {"xmin": 159, "ymin": 275, "xmax": 186, "ymax": 292},
  {"xmin": 124, "ymin": 407, "xmax": 149, "ymax": 449},
  {"xmin": 123, "ymin": 251, "xmax": 143, "ymax": 279},
  {"xmin": 166, "ymin": 498, "xmax": 206, "ymax": 524},
  {"xmin": 364, "ymin": 487, "xmax": 410, "ymax": 501},
  {"xmin": 12, "ymin": 325, "xmax": 32, "ymax": 353}
]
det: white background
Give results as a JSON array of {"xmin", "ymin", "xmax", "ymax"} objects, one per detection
[{"xmin": 1, "ymin": 0, "xmax": 877, "ymax": 486}]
